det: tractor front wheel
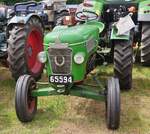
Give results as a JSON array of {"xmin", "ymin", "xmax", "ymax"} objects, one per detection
[
  {"xmin": 7, "ymin": 16, "xmax": 44, "ymax": 80},
  {"xmin": 113, "ymin": 33, "xmax": 133, "ymax": 90},
  {"xmin": 15, "ymin": 75, "xmax": 37, "ymax": 122},
  {"xmin": 106, "ymin": 77, "xmax": 120, "ymax": 130},
  {"xmin": 141, "ymin": 22, "xmax": 150, "ymax": 66}
]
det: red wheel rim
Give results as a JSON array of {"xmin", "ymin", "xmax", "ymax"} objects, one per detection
[
  {"xmin": 26, "ymin": 28, "xmax": 43, "ymax": 74},
  {"xmin": 27, "ymin": 96, "xmax": 36, "ymax": 113},
  {"xmin": 27, "ymin": 83, "xmax": 36, "ymax": 113}
]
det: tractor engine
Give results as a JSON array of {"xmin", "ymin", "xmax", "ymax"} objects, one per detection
[
  {"xmin": 86, "ymin": 54, "xmax": 96, "ymax": 74},
  {"xmin": 103, "ymin": 1, "xmax": 138, "ymax": 23},
  {"xmin": 0, "ymin": 6, "xmax": 7, "ymax": 58}
]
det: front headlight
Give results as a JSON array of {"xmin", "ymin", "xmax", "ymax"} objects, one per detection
[
  {"xmin": 38, "ymin": 51, "xmax": 47, "ymax": 63},
  {"xmin": 74, "ymin": 53, "xmax": 85, "ymax": 64}
]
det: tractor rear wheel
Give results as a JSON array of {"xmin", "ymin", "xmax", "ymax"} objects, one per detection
[
  {"xmin": 141, "ymin": 22, "xmax": 150, "ymax": 66},
  {"xmin": 15, "ymin": 75, "xmax": 37, "ymax": 122},
  {"xmin": 7, "ymin": 16, "xmax": 44, "ymax": 80},
  {"xmin": 113, "ymin": 33, "xmax": 133, "ymax": 90}
]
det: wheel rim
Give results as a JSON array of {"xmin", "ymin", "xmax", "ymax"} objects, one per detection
[
  {"xmin": 27, "ymin": 95, "xmax": 36, "ymax": 113},
  {"xmin": 27, "ymin": 83, "xmax": 36, "ymax": 113},
  {"xmin": 26, "ymin": 28, "xmax": 43, "ymax": 74}
]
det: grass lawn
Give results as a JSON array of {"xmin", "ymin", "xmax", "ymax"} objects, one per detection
[{"xmin": 0, "ymin": 64, "xmax": 150, "ymax": 134}]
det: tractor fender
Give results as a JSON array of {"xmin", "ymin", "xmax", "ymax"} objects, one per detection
[
  {"xmin": 110, "ymin": 27, "xmax": 130, "ymax": 40},
  {"xmin": 7, "ymin": 14, "xmax": 44, "ymax": 37},
  {"xmin": 138, "ymin": 0, "xmax": 150, "ymax": 22}
]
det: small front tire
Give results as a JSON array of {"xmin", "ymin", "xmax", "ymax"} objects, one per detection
[
  {"xmin": 15, "ymin": 75, "xmax": 37, "ymax": 122},
  {"xmin": 106, "ymin": 77, "xmax": 120, "ymax": 130}
]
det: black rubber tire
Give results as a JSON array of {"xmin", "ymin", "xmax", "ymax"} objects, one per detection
[
  {"xmin": 106, "ymin": 77, "xmax": 120, "ymax": 130},
  {"xmin": 7, "ymin": 16, "xmax": 44, "ymax": 81},
  {"xmin": 55, "ymin": 11, "xmax": 69, "ymax": 26},
  {"xmin": 141, "ymin": 22, "xmax": 150, "ymax": 66},
  {"xmin": 113, "ymin": 34, "xmax": 133, "ymax": 90},
  {"xmin": 15, "ymin": 75, "xmax": 37, "ymax": 122}
]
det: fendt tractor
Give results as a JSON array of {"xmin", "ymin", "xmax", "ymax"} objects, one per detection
[
  {"xmin": 3, "ymin": 0, "xmax": 150, "ymax": 130},
  {"xmin": 0, "ymin": 0, "xmax": 69, "ymax": 80}
]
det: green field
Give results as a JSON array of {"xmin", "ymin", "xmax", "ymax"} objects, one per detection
[{"xmin": 0, "ymin": 65, "xmax": 150, "ymax": 134}]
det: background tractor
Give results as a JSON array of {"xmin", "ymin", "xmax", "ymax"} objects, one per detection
[
  {"xmin": 0, "ymin": 0, "xmax": 69, "ymax": 80},
  {"xmin": 138, "ymin": 0, "xmax": 150, "ymax": 66},
  {"xmin": 0, "ymin": 5, "xmax": 8, "ymax": 66},
  {"xmin": 0, "ymin": 4, "xmax": 13, "ymax": 66}
]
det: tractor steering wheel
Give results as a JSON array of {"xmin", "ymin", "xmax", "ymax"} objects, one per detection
[{"xmin": 76, "ymin": 10, "xmax": 98, "ymax": 21}]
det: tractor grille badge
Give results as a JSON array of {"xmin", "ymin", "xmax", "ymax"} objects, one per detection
[
  {"xmin": 48, "ymin": 44, "xmax": 72, "ymax": 74},
  {"xmin": 54, "ymin": 56, "xmax": 65, "ymax": 67}
]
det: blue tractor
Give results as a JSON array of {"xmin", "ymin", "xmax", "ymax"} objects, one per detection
[{"xmin": 0, "ymin": 0, "xmax": 68, "ymax": 80}]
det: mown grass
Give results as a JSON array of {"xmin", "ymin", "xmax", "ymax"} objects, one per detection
[{"xmin": 0, "ymin": 64, "xmax": 150, "ymax": 134}]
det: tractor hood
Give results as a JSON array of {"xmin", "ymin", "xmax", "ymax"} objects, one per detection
[{"xmin": 44, "ymin": 21, "xmax": 104, "ymax": 46}]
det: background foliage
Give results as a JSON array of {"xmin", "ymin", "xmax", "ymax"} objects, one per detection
[{"xmin": 0, "ymin": 0, "xmax": 83, "ymax": 5}]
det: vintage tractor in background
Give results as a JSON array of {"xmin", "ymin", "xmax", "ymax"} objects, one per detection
[
  {"xmin": 0, "ymin": 5, "xmax": 14, "ymax": 66},
  {"xmin": 138, "ymin": 0, "xmax": 150, "ymax": 66},
  {"xmin": 0, "ymin": 5, "xmax": 8, "ymax": 66},
  {"xmin": 0, "ymin": 0, "xmax": 69, "ymax": 80}
]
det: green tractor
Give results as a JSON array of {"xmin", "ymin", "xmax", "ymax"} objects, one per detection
[{"xmin": 14, "ymin": 0, "xmax": 150, "ymax": 130}]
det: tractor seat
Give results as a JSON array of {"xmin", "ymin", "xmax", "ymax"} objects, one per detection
[{"xmin": 44, "ymin": 21, "xmax": 104, "ymax": 45}]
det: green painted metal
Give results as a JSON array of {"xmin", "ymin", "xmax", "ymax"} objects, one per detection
[
  {"xmin": 138, "ymin": 0, "xmax": 150, "ymax": 21},
  {"xmin": 70, "ymin": 85, "xmax": 105, "ymax": 101},
  {"xmin": 111, "ymin": 26, "xmax": 130, "ymax": 40},
  {"xmin": 138, "ymin": 0, "xmax": 150, "ymax": 15},
  {"xmin": 44, "ymin": 21, "xmax": 105, "ymax": 82},
  {"xmin": 44, "ymin": 21, "xmax": 104, "ymax": 45},
  {"xmin": 82, "ymin": 0, "xmax": 104, "ymax": 15},
  {"xmin": 31, "ymin": 85, "xmax": 105, "ymax": 101},
  {"xmin": 32, "ymin": 87, "xmax": 58, "ymax": 97}
]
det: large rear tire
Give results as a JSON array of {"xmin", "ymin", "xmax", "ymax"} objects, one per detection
[
  {"xmin": 7, "ymin": 16, "xmax": 44, "ymax": 80},
  {"xmin": 141, "ymin": 22, "xmax": 150, "ymax": 66},
  {"xmin": 113, "ymin": 33, "xmax": 133, "ymax": 90}
]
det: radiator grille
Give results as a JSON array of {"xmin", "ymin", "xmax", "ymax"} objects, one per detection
[{"xmin": 48, "ymin": 45, "xmax": 72, "ymax": 75}]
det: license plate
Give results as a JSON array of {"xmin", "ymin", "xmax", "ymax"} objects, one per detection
[{"xmin": 49, "ymin": 75, "xmax": 73, "ymax": 84}]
